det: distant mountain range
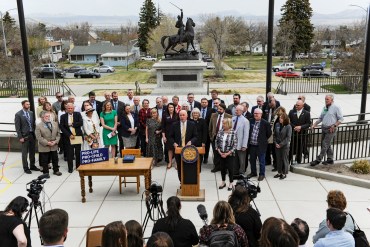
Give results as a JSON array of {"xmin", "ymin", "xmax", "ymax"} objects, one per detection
[{"xmin": 24, "ymin": 9, "xmax": 365, "ymax": 29}]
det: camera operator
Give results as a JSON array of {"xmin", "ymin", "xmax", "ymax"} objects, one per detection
[
  {"xmin": 0, "ymin": 196, "xmax": 31, "ymax": 247},
  {"xmin": 152, "ymin": 196, "xmax": 199, "ymax": 247},
  {"xmin": 228, "ymin": 186, "xmax": 262, "ymax": 247}
]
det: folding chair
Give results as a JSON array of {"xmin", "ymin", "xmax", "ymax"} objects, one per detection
[{"xmin": 86, "ymin": 225, "xmax": 105, "ymax": 247}]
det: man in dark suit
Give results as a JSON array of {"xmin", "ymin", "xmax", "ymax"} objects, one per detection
[
  {"xmin": 200, "ymin": 98, "xmax": 212, "ymax": 163},
  {"xmin": 293, "ymin": 95, "xmax": 311, "ymax": 112},
  {"xmin": 248, "ymin": 108, "xmax": 272, "ymax": 181},
  {"xmin": 208, "ymin": 90, "xmax": 225, "ymax": 110},
  {"xmin": 262, "ymin": 97, "xmax": 278, "ymax": 170},
  {"xmin": 170, "ymin": 110, "xmax": 198, "ymax": 183},
  {"xmin": 155, "ymin": 97, "xmax": 167, "ymax": 162},
  {"xmin": 241, "ymin": 101, "xmax": 253, "ymax": 120},
  {"xmin": 111, "ymin": 91, "xmax": 126, "ymax": 156},
  {"xmin": 60, "ymin": 103, "xmax": 83, "ymax": 173},
  {"xmin": 14, "ymin": 100, "xmax": 39, "ymax": 174},
  {"xmin": 289, "ymin": 100, "xmax": 311, "ymax": 164},
  {"xmin": 81, "ymin": 91, "xmax": 103, "ymax": 116},
  {"xmin": 251, "ymin": 95, "xmax": 265, "ymax": 115},
  {"xmin": 187, "ymin": 93, "xmax": 201, "ymax": 111},
  {"xmin": 262, "ymin": 92, "xmax": 280, "ymax": 112}
]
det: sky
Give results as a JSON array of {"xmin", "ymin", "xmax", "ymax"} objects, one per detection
[{"xmin": 1, "ymin": 0, "xmax": 370, "ymax": 17}]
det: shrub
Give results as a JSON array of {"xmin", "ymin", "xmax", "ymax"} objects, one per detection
[{"xmin": 350, "ymin": 160, "xmax": 370, "ymax": 174}]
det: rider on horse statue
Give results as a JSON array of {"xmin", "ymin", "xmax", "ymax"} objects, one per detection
[{"xmin": 175, "ymin": 9, "xmax": 185, "ymax": 44}]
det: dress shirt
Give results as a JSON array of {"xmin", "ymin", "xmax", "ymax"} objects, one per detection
[
  {"xmin": 201, "ymin": 108, "xmax": 207, "ymax": 119},
  {"xmin": 125, "ymin": 98, "xmax": 134, "ymax": 106},
  {"xmin": 313, "ymin": 230, "xmax": 354, "ymax": 247},
  {"xmin": 157, "ymin": 108, "xmax": 163, "ymax": 119},
  {"xmin": 317, "ymin": 103, "xmax": 344, "ymax": 127}
]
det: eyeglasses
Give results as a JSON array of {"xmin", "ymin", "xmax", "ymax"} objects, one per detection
[
  {"xmin": 298, "ymin": 98, "xmax": 302, "ymax": 100},
  {"xmin": 56, "ymin": 95, "xmax": 62, "ymax": 98}
]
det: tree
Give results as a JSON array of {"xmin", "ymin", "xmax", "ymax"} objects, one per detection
[
  {"xmin": 68, "ymin": 22, "xmax": 91, "ymax": 46},
  {"xmin": 275, "ymin": 20, "xmax": 296, "ymax": 58},
  {"xmin": 256, "ymin": 22, "xmax": 268, "ymax": 55},
  {"xmin": 137, "ymin": 0, "xmax": 158, "ymax": 54},
  {"xmin": 277, "ymin": 0, "xmax": 314, "ymax": 60},
  {"xmin": 148, "ymin": 14, "xmax": 176, "ymax": 56}
]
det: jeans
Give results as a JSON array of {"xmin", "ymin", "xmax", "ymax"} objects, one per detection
[{"xmin": 249, "ymin": 145, "xmax": 266, "ymax": 176}]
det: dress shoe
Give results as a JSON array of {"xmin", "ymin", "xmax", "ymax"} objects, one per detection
[
  {"xmin": 257, "ymin": 175, "xmax": 265, "ymax": 181},
  {"xmin": 53, "ymin": 171, "xmax": 62, "ymax": 176},
  {"xmin": 43, "ymin": 173, "xmax": 50, "ymax": 179},
  {"xmin": 279, "ymin": 174, "xmax": 287, "ymax": 180},
  {"xmin": 24, "ymin": 170, "xmax": 32, "ymax": 174},
  {"xmin": 203, "ymin": 159, "xmax": 208, "ymax": 164},
  {"xmin": 246, "ymin": 173, "xmax": 257, "ymax": 179},
  {"xmin": 30, "ymin": 166, "xmax": 40, "ymax": 171},
  {"xmin": 272, "ymin": 168, "xmax": 277, "ymax": 172},
  {"xmin": 227, "ymin": 185, "xmax": 234, "ymax": 191},
  {"xmin": 218, "ymin": 183, "xmax": 226, "ymax": 189},
  {"xmin": 310, "ymin": 160, "xmax": 321, "ymax": 166},
  {"xmin": 274, "ymin": 174, "xmax": 282, "ymax": 178},
  {"xmin": 211, "ymin": 168, "xmax": 220, "ymax": 173},
  {"xmin": 322, "ymin": 159, "xmax": 334, "ymax": 165},
  {"xmin": 68, "ymin": 170, "xmax": 73, "ymax": 173}
]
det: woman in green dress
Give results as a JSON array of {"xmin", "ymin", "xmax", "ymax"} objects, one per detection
[{"xmin": 100, "ymin": 101, "xmax": 118, "ymax": 158}]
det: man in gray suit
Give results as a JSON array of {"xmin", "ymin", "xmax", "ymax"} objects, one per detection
[
  {"xmin": 15, "ymin": 100, "xmax": 40, "ymax": 174},
  {"xmin": 35, "ymin": 111, "xmax": 62, "ymax": 178},
  {"xmin": 232, "ymin": 105, "xmax": 250, "ymax": 174}
]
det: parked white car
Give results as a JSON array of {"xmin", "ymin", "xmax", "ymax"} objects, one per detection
[
  {"xmin": 272, "ymin": 63, "xmax": 295, "ymax": 72},
  {"xmin": 93, "ymin": 65, "xmax": 115, "ymax": 73},
  {"xmin": 141, "ymin": 56, "xmax": 156, "ymax": 61}
]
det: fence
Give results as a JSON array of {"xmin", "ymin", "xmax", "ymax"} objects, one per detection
[
  {"xmin": 276, "ymin": 75, "xmax": 368, "ymax": 95},
  {"xmin": 0, "ymin": 79, "xmax": 75, "ymax": 97}
]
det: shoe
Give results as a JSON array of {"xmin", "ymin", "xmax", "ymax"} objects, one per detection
[
  {"xmin": 274, "ymin": 174, "xmax": 281, "ymax": 178},
  {"xmin": 258, "ymin": 175, "xmax": 265, "ymax": 181},
  {"xmin": 24, "ymin": 170, "xmax": 32, "ymax": 174},
  {"xmin": 322, "ymin": 159, "xmax": 334, "ymax": 165},
  {"xmin": 68, "ymin": 170, "xmax": 73, "ymax": 173},
  {"xmin": 279, "ymin": 174, "xmax": 287, "ymax": 180},
  {"xmin": 304, "ymin": 154, "xmax": 309, "ymax": 159},
  {"xmin": 227, "ymin": 185, "xmax": 234, "ymax": 191},
  {"xmin": 272, "ymin": 168, "xmax": 277, "ymax": 172},
  {"xmin": 53, "ymin": 171, "xmax": 62, "ymax": 176},
  {"xmin": 246, "ymin": 173, "xmax": 257, "ymax": 179},
  {"xmin": 310, "ymin": 160, "xmax": 321, "ymax": 166},
  {"xmin": 58, "ymin": 150, "xmax": 63, "ymax": 154},
  {"xmin": 167, "ymin": 163, "xmax": 172, "ymax": 169},
  {"xmin": 218, "ymin": 183, "xmax": 226, "ymax": 189},
  {"xmin": 203, "ymin": 159, "xmax": 208, "ymax": 164},
  {"xmin": 30, "ymin": 166, "xmax": 40, "ymax": 171},
  {"xmin": 211, "ymin": 168, "xmax": 220, "ymax": 173},
  {"xmin": 43, "ymin": 173, "xmax": 50, "ymax": 179},
  {"xmin": 64, "ymin": 157, "xmax": 67, "ymax": 161}
]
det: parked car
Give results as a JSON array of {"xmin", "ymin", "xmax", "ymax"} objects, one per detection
[
  {"xmin": 74, "ymin": 70, "xmax": 101, "ymax": 79},
  {"xmin": 93, "ymin": 65, "xmax": 115, "ymax": 73},
  {"xmin": 65, "ymin": 66, "xmax": 85, "ymax": 73},
  {"xmin": 301, "ymin": 63, "xmax": 324, "ymax": 71},
  {"xmin": 37, "ymin": 67, "xmax": 65, "ymax": 78},
  {"xmin": 302, "ymin": 70, "xmax": 330, "ymax": 77},
  {"xmin": 206, "ymin": 62, "xmax": 215, "ymax": 69},
  {"xmin": 140, "ymin": 56, "xmax": 156, "ymax": 61},
  {"xmin": 275, "ymin": 70, "xmax": 300, "ymax": 78},
  {"xmin": 272, "ymin": 62, "xmax": 295, "ymax": 72}
]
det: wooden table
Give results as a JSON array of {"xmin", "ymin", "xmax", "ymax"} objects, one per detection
[{"xmin": 77, "ymin": 157, "xmax": 152, "ymax": 203}]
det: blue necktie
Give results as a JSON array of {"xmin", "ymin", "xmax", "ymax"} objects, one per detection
[
  {"xmin": 202, "ymin": 109, "xmax": 205, "ymax": 119},
  {"xmin": 25, "ymin": 111, "xmax": 32, "ymax": 131},
  {"xmin": 233, "ymin": 116, "xmax": 239, "ymax": 130}
]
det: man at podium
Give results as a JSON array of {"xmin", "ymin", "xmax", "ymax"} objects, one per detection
[{"xmin": 170, "ymin": 110, "xmax": 198, "ymax": 183}]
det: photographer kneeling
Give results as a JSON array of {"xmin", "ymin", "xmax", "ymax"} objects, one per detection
[
  {"xmin": 152, "ymin": 196, "xmax": 199, "ymax": 247},
  {"xmin": 228, "ymin": 186, "xmax": 262, "ymax": 247}
]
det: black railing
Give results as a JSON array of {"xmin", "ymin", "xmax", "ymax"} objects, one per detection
[{"xmin": 0, "ymin": 79, "xmax": 75, "ymax": 97}]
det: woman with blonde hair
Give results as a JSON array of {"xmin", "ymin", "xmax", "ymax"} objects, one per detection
[
  {"xmin": 146, "ymin": 108, "xmax": 163, "ymax": 167},
  {"xmin": 199, "ymin": 201, "xmax": 248, "ymax": 247},
  {"xmin": 36, "ymin": 96, "xmax": 48, "ymax": 118}
]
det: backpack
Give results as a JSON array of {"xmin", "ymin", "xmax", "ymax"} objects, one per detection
[{"xmin": 208, "ymin": 224, "xmax": 239, "ymax": 247}]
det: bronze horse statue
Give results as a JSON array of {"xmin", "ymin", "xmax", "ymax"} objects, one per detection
[{"xmin": 161, "ymin": 17, "xmax": 196, "ymax": 53}]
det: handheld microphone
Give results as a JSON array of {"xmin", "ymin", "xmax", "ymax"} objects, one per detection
[{"xmin": 197, "ymin": 204, "xmax": 208, "ymax": 221}]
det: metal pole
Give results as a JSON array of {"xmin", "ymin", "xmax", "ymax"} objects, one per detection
[
  {"xmin": 16, "ymin": 0, "xmax": 35, "ymax": 114},
  {"xmin": 266, "ymin": 0, "xmax": 274, "ymax": 96},
  {"xmin": 126, "ymin": 26, "xmax": 129, "ymax": 71},
  {"xmin": 359, "ymin": 4, "xmax": 370, "ymax": 123}
]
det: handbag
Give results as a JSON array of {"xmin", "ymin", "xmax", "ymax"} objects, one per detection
[{"xmin": 347, "ymin": 212, "xmax": 369, "ymax": 247}]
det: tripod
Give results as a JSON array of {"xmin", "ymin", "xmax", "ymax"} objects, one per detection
[
  {"xmin": 142, "ymin": 192, "xmax": 165, "ymax": 234},
  {"xmin": 23, "ymin": 195, "xmax": 44, "ymax": 245}
]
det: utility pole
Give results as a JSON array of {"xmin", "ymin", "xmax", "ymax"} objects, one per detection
[{"xmin": 266, "ymin": 0, "xmax": 274, "ymax": 96}]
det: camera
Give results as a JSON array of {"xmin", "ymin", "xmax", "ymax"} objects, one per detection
[
  {"xmin": 235, "ymin": 174, "xmax": 261, "ymax": 199},
  {"xmin": 26, "ymin": 174, "xmax": 48, "ymax": 202},
  {"xmin": 149, "ymin": 181, "xmax": 163, "ymax": 194}
]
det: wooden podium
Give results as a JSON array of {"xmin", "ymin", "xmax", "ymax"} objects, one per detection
[{"xmin": 175, "ymin": 146, "xmax": 205, "ymax": 201}]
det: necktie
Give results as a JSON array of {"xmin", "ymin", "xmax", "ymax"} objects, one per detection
[
  {"xmin": 216, "ymin": 115, "xmax": 221, "ymax": 133},
  {"xmin": 190, "ymin": 103, "xmax": 193, "ymax": 111},
  {"xmin": 25, "ymin": 111, "xmax": 32, "ymax": 131},
  {"xmin": 181, "ymin": 122, "xmax": 186, "ymax": 146},
  {"xmin": 69, "ymin": 114, "xmax": 76, "ymax": 135},
  {"xmin": 114, "ymin": 102, "xmax": 117, "ymax": 110},
  {"xmin": 135, "ymin": 106, "xmax": 138, "ymax": 115},
  {"xmin": 233, "ymin": 116, "xmax": 239, "ymax": 130},
  {"xmin": 268, "ymin": 108, "xmax": 272, "ymax": 122},
  {"xmin": 47, "ymin": 122, "xmax": 53, "ymax": 132},
  {"xmin": 202, "ymin": 109, "xmax": 205, "ymax": 119}
]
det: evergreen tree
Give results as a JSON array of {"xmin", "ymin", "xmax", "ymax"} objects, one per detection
[
  {"xmin": 277, "ymin": 0, "xmax": 314, "ymax": 60},
  {"xmin": 137, "ymin": 0, "xmax": 158, "ymax": 54},
  {"xmin": 2, "ymin": 12, "xmax": 16, "ymax": 27}
]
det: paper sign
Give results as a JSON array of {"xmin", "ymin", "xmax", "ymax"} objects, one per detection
[{"xmin": 80, "ymin": 148, "xmax": 109, "ymax": 165}]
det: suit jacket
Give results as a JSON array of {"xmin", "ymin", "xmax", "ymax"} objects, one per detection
[
  {"xmin": 111, "ymin": 99, "xmax": 125, "ymax": 123},
  {"xmin": 292, "ymin": 103, "xmax": 311, "ymax": 112},
  {"xmin": 170, "ymin": 120, "xmax": 198, "ymax": 147},
  {"xmin": 274, "ymin": 123, "xmax": 292, "ymax": 149},
  {"xmin": 121, "ymin": 113, "xmax": 139, "ymax": 137},
  {"xmin": 288, "ymin": 109, "xmax": 311, "ymax": 131},
  {"xmin": 200, "ymin": 107, "xmax": 212, "ymax": 126},
  {"xmin": 262, "ymin": 100, "xmax": 280, "ymax": 111},
  {"xmin": 251, "ymin": 105, "xmax": 263, "ymax": 115},
  {"xmin": 232, "ymin": 115, "xmax": 250, "ymax": 150},
  {"xmin": 130, "ymin": 104, "xmax": 142, "ymax": 114},
  {"xmin": 209, "ymin": 112, "xmax": 232, "ymax": 141},
  {"xmin": 191, "ymin": 118, "xmax": 207, "ymax": 147},
  {"xmin": 188, "ymin": 101, "xmax": 201, "ymax": 110},
  {"xmin": 59, "ymin": 112, "xmax": 84, "ymax": 138},
  {"xmin": 248, "ymin": 118, "xmax": 272, "ymax": 153},
  {"xmin": 227, "ymin": 104, "xmax": 239, "ymax": 116},
  {"xmin": 81, "ymin": 100, "xmax": 103, "ymax": 116},
  {"xmin": 243, "ymin": 111, "xmax": 253, "ymax": 120},
  {"xmin": 14, "ymin": 110, "xmax": 35, "ymax": 139},
  {"xmin": 35, "ymin": 121, "xmax": 60, "ymax": 152},
  {"xmin": 208, "ymin": 99, "xmax": 225, "ymax": 109},
  {"xmin": 155, "ymin": 105, "xmax": 167, "ymax": 120}
]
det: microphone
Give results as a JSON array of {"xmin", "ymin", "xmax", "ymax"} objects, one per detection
[{"xmin": 197, "ymin": 204, "xmax": 208, "ymax": 221}]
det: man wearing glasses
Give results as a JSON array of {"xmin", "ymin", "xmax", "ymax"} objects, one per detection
[
  {"xmin": 52, "ymin": 92, "xmax": 63, "ymax": 113},
  {"xmin": 294, "ymin": 95, "xmax": 311, "ymax": 112},
  {"xmin": 251, "ymin": 95, "xmax": 264, "ymax": 114}
]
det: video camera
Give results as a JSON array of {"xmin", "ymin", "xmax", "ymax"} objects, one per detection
[
  {"xmin": 149, "ymin": 181, "xmax": 163, "ymax": 194},
  {"xmin": 235, "ymin": 174, "xmax": 261, "ymax": 199},
  {"xmin": 26, "ymin": 174, "xmax": 48, "ymax": 202}
]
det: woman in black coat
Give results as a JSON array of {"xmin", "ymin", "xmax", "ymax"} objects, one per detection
[
  {"xmin": 121, "ymin": 105, "xmax": 139, "ymax": 149},
  {"xmin": 162, "ymin": 103, "xmax": 179, "ymax": 169},
  {"xmin": 190, "ymin": 108, "xmax": 207, "ymax": 168}
]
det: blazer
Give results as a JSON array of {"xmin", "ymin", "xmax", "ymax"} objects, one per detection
[
  {"xmin": 232, "ymin": 115, "xmax": 250, "ymax": 150},
  {"xmin": 170, "ymin": 120, "xmax": 198, "ymax": 147},
  {"xmin": 59, "ymin": 112, "xmax": 84, "ymax": 137},
  {"xmin": 81, "ymin": 100, "xmax": 103, "ymax": 116},
  {"xmin": 251, "ymin": 105, "xmax": 263, "ymax": 115},
  {"xmin": 208, "ymin": 99, "xmax": 225, "ymax": 109},
  {"xmin": 243, "ymin": 111, "xmax": 253, "ymax": 120},
  {"xmin": 274, "ymin": 123, "xmax": 292, "ymax": 149},
  {"xmin": 121, "ymin": 113, "xmax": 139, "ymax": 137},
  {"xmin": 209, "ymin": 112, "xmax": 232, "ymax": 141},
  {"xmin": 215, "ymin": 129, "xmax": 237, "ymax": 154},
  {"xmin": 191, "ymin": 118, "xmax": 207, "ymax": 147},
  {"xmin": 200, "ymin": 107, "xmax": 212, "ymax": 126},
  {"xmin": 111, "ymin": 99, "xmax": 126, "ymax": 123},
  {"xmin": 35, "ymin": 121, "xmax": 60, "ymax": 152},
  {"xmin": 188, "ymin": 101, "xmax": 201, "ymax": 110},
  {"xmin": 292, "ymin": 103, "xmax": 311, "ymax": 112},
  {"xmin": 248, "ymin": 118, "xmax": 272, "ymax": 153},
  {"xmin": 14, "ymin": 110, "xmax": 35, "ymax": 139},
  {"xmin": 227, "ymin": 104, "xmax": 239, "ymax": 115},
  {"xmin": 82, "ymin": 115, "xmax": 100, "ymax": 136},
  {"xmin": 289, "ymin": 109, "xmax": 311, "ymax": 131}
]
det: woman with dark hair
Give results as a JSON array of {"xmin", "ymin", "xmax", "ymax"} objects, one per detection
[
  {"xmin": 273, "ymin": 113, "xmax": 292, "ymax": 180},
  {"xmin": 146, "ymin": 108, "xmax": 163, "ymax": 167},
  {"xmin": 101, "ymin": 101, "xmax": 118, "ymax": 158},
  {"xmin": 147, "ymin": 232, "xmax": 174, "ymax": 247},
  {"xmin": 0, "ymin": 196, "xmax": 30, "ymax": 247},
  {"xmin": 228, "ymin": 186, "xmax": 262, "ymax": 247},
  {"xmin": 152, "ymin": 196, "xmax": 199, "ymax": 247},
  {"xmin": 125, "ymin": 220, "xmax": 143, "ymax": 247},
  {"xmin": 121, "ymin": 104, "xmax": 138, "ymax": 149},
  {"xmin": 259, "ymin": 217, "xmax": 299, "ymax": 247},
  {"xmin": 162, "ymin": 103, "xmax": 178, "ymax": 169},
  {"xmin": 199, "ymin": 201, "xmax": 248, "ymax": 247},
  {"xmin": 101, "ymin": 221, "xmax": 127, "ymax": 247}
]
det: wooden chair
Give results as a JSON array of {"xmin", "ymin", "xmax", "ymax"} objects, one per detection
[
  {"xmin": 120, "ymin": 149, "xmax": 141, "ymax": 194},
  {"xmin": 86, "ymin": 225, "xmax": 105, "ymax": 247}
]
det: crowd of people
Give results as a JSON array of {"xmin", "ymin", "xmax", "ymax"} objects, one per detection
[{"xmin": 1, "ymin": 188, "xmax": 360, "ymax": 246}]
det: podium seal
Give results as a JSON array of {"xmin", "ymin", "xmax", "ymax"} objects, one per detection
[{"xmin": 181, "ymin": 145, "xmax": 199, "ymax": 163}]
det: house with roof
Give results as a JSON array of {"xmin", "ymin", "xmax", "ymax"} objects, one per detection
[
  {"xmin": 41, "ymin": 41, "xmax": 63, "ymax": 62},
  {"xmin": 68, "ymin": 41, "xmax": 140, "ymax": 66}
]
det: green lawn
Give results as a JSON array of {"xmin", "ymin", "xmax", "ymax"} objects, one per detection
[{"xmin": 204, "ymin": 70, "xmax": 280, "ymax": 83}]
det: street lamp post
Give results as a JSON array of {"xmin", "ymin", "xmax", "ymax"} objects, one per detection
[
  {"xmin": 350, "ymin": 4, "xmax": 368, "ymax": 51},
  {"xmin": 0, "ymin": 8, "xmax": 17, "ymax": 57}
]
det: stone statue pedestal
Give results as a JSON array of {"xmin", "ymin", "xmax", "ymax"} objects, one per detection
[{"xmin": 151, "ymin": 59, "xmax": 207, "ymax": 95}]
